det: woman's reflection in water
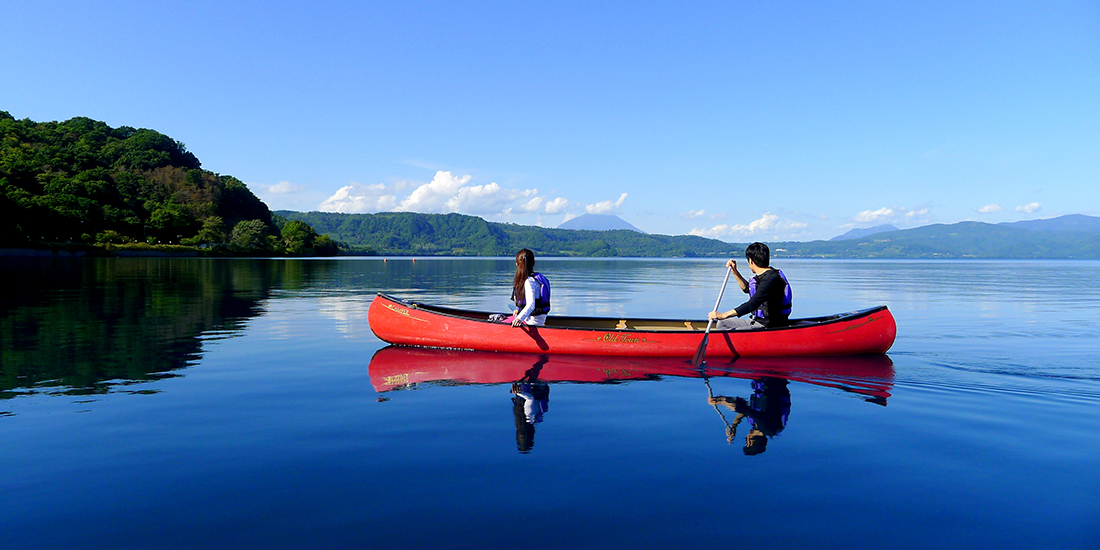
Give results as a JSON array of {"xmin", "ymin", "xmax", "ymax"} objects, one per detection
[
  {"xmin": 708, "ymin": 377, "xmax": 791, "ymax": 455},
  {"xmin": 511, "ymin": 356, "xmax": 550, "ymax": 453}
]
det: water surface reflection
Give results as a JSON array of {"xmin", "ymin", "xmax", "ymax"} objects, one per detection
[
  {"xmin": 707, "ymin": 377, "xmax": 790, "ymax": 454},
  {"xmin": 0, "ymin": 258, "xmax": 288, "ymax": 396},
  {"xmin": 368, "ymin": 346, "xmax": 894, "ymax": 452}
]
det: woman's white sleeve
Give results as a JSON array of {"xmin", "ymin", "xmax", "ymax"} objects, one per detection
[{"xmin": 515, "ymin": 277, "xmax": 538, "ymax": 322}]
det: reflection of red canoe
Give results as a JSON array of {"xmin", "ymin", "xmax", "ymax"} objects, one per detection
[
  {"xmin": 368, "ymin": 293, "xmax": 896, "ymax": 357},
  {"xmin": 368, "ymin": 346, "xmax": 895, "ymax": 404}
]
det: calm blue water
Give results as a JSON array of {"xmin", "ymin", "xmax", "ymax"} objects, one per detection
[{"xmin": 2, "ymin": 257, "xmax": 1098, "ymax": 549}]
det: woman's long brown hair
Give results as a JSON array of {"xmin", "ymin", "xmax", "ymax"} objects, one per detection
[{"xmin": 512, "ymin": 248, "xmax": 535, "ymax": 303}]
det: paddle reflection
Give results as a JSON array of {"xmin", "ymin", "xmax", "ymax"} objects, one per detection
[{"xmin": 367, "ymin": 347, "xmax": 894, "ymax": 453}]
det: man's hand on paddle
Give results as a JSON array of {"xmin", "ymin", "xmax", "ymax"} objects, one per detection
[{"xmin": 726, "ymin": 258, "xmax": 750, "ymax": 293}]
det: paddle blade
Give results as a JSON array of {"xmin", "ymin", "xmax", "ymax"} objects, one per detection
[
  {"xmin": 691, "ymin": 333, "xmax": 710, "ymax": 367},
  {"xmin": 693, "ymin": 267, "xmax": 732, "ymax": 367}
]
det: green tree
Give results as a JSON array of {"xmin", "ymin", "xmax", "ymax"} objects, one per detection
[
  {"xmin": 229, "ymin": 219, "xmax": 270, "ymax": 254},
  {"xmin": 313, "ymin": 234, "xmax": 339, "ymax": 256},
  {"xmin": 147, "ymin": 203, "xmax": 194, "ymax": 243},
  {"xmin": 281, "ymin": 220, "xmax": 317, "ymax": 256},
  {"xmin": 95, "ymin": 230, "xmax": 130, "ymax": 244},
  {"xmin": 196, "ymin": 216, "xmax": 227, "ymax": 244}
]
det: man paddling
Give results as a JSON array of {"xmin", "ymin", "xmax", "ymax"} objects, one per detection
[{"xmin": 708, "ymin": 242, "xmax": 791, "ymax": 330}]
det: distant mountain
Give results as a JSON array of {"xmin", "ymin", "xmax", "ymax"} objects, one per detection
[
  {"xmin": 999, "ymin": 214, "xmax": 1100, "ymax": 232},
  {"xmin": 830, "ymin": 224, "xmax": 899, "ymax": 241},
  {"xmin": 777, "ymin": 220, "xmax": 1100, "ymax": 259},
  {"xmin": 558, "ymin": 214, "xmax": 644, "ymax": 232},
  {"xmin": 276, "ymin": 211, "xmax": 735, "ymax": 257}
]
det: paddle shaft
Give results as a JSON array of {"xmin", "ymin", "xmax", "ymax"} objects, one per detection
[
  {"xmin": 704, "ymin": 267, "xmax": 733, "ymax": 332},
  {"xmin": 704, "ymin": 377, "xmax": 733, "ymax": 428},
  {"xmin": 691, "ymin": 267, "xmax": 733, "ymax": 366}
]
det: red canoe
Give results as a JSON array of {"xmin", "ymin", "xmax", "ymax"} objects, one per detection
[
  {"xmin": 368, "ymin": 346, "xmax": 895, "ymax": 404},
  {"xmin": 368, "ymin": 293, "xmax": 896, "ymax": 357}
]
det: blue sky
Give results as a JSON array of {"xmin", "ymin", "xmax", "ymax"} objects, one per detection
[{"xmin": 5, "ymin": 1, "xmax": 1098, "ymax": 241}]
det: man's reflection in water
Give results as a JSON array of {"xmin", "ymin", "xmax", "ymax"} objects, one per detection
[
  {"xmin": 511, "ymin": 357, "xmax": 550, "ymax": 453},
  {"xmin": 708, "ymin": 377, "xmax": 791, "ymax": 455}
]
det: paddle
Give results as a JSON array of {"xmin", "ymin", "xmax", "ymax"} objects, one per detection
[
  {"xmin": 704, "ymin": 376, "xmax": 736, "ymax": 444},
  {"xmin": 691, "ymin": 267, "xmax": 733, "ymax": 367}
]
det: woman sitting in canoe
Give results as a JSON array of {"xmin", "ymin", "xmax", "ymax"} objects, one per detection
[{"xmin": 510, "ymin": 248, "xmax": 551, "ymax": 327}]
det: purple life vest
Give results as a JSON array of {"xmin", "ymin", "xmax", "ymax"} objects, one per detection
[
  {"xmin": 748, "ymin": 268, "xmax": 792, "ymax": 318},
  {"xmin": 514, "ymin": 272, "xmax": 551, "ymax": 315}
]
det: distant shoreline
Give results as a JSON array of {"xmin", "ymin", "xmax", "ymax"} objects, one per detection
[
  {"xmin": 5, "ymin": 247, "xmax": 1098, "ymax": 261},
  {"xmin": 276, "ymin": 211, "xmax": 1100, "ymax": 260},
  {"xmin": 1, "ymin": 245, "xmax": 199, "ymax": 258}
]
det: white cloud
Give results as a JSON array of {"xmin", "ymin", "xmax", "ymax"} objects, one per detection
[
  {"xmin": 688, "ymin": 212, "xmax": 807, "ymax": 240},
  {"xmin": 853, "ymin": 208, "xmax": 895, "ymax": 223},
  {"xmin": 681, "ymin": 209, "xmax": 706, "ymax": 219},
  {"xmin": 267, "ymin": 181, "xmax": 305, "ymax": 195},
  {"xmin": 737, "ymin": 213, "xmax": 780, "ymax": 233},
  {"xmin": 445, "ymin": 182, "xmax": 537, "ymax": 215},
  {"xmin": 976, "ymin": 203, "xmax": 1003, "ymax": 214},
  {"xmin": 319, "ymin": 183, "xmax": 398, "ymax": 213},
  {"xmin": 1016, "ymin": 202, "xmax": 1042, "ymax": 214},
  {"xmin": 544, "ymin": 197, "xmax": 568, "ymax": 214},
  {"xmin": 586, "ymin": 193, "xmax": 627, "ymax": 214},
  {"xmin": 398, "ymin": 171, "xmax": 472, "ymax": 213},
  {"xmin": 320, "ymin": 171, "xmax": 549, "ymax": 218},
  {"xmin": 394, "ymin": 171, "xmax": 541, "ymax": 216},
  {"xmin": 689, "ymin": 226, "xmax": 730, "ymax": 239},
  {"xmin": 850, "ymin": 205, "xmax": 931, "ymax": 225},
  {"xmin": 518, "ymin": 197, "xmax": 544, "ymax": 213}
]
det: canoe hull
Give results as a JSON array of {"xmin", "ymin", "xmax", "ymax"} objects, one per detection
[{"xmin": 368, "ymin": 293, "xmax": 896, "ymax": 357}]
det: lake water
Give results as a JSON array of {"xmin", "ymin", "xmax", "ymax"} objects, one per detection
[{"xmin": 2, "ymin": 257, "xmax": 1099, "ymax": 549}]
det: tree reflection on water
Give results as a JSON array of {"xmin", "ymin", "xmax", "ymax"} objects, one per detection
[{"xmin": 0, "ymin": 258, "xmax": 327, "ymax": 396}]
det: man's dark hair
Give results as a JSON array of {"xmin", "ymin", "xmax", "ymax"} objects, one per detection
[
  {"xmin": 744, "ymin": 433, "xmax": 769, "ymax": 456},
  {"xmin": 745, "ymin": 242, "xmax": 770, "ymax": 267}
]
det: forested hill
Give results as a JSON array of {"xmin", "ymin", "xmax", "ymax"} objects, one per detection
[
  {"xmin": 0, "ymin": 112, "xmax": 334, "ymax": 255},
  {"xmin": 281, "ymin": 210, "xmax": 1100, "ymax": 259},
  {"xmin": 277, "ymin": 211, "xmax": 740, "ymax": 257}
]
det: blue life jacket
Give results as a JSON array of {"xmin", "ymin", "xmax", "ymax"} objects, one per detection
[
  {"xmin": 514, "ymin": 272, "xmax": 551, "ymax": 315},
  {"xmin": 748, "ymin": 268, "xmax": 792, "ymax": 319}
]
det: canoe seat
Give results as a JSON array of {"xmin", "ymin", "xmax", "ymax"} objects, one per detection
[{"xmin": 616, "ymin": 320, "xmax": 628, "ymax": 329}]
